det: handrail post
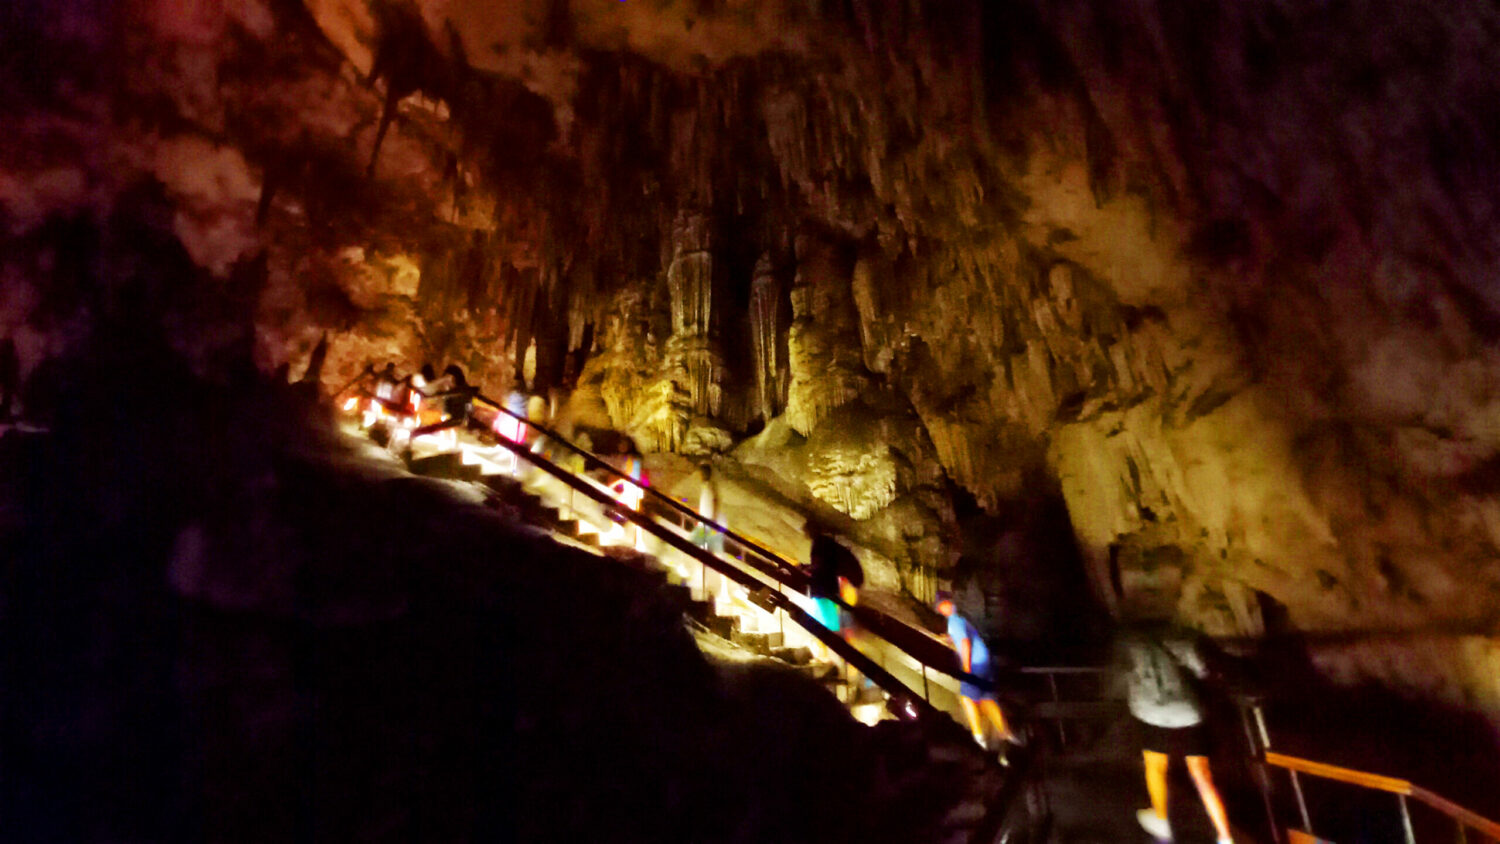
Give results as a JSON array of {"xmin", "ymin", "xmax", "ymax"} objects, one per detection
[
  {"xmin": 1242, "ymin": 701, "xmax": 1283, "ymax": 844},
  {"xmin": 1399, "ymin": 794, "xmax": 1416, "ymax": 844},
  {"xmin": 1291, "ymin": 770, "xmax": 1313, "ymax": 837},
  {"xmin": 1258, "ymin": 705, "xmax": 1314, "ymax": 836},
  {"xmin": 776, "ymin": 580, "xmax": 784, "ymax": 643}
]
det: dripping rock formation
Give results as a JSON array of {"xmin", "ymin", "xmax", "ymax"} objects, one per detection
[{"xmin": 6, "ymin": 0, "xmax": 1500, "ymax": 728}]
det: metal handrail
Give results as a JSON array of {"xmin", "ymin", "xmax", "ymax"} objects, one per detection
[
  {"xmin": 343, "ymin": 379, "xmax": 1049, "ymax": 840},
  {"xmin": 464, "ymin": 392, "xmax": 992, "ymax": 686},
  {"xmin": 471, "ymin": 393, "xmax": 805, "ymax": 579},
  {"xmin": 476, "ymin": 425, "xmax": 941, "ymax": 716},
  {"xmin": 348, "ymin": 382, "xmax": 996, "ymax": 692},
  {"xmin": 1265, "ymin": 752, "xmax": 1500, "ymax": 841}
]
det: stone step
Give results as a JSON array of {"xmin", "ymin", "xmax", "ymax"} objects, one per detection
[
  {"xmin": 699, "ymin": 613, "xmax": 738, "ymax": 639},
  {"xmin": 686, "ymin": 600, "xmax": 717, "ymax": 622},
  {"xmin": 407, "ymin": 451, "xmax": 482, "ymax": 481},
  {"xmin": 729, "ymin": 629, "xmax": 771, "ymax": 651},
  {"xmin": 661, "ymin": 583, "xmax": 694, "ymax": 611},
  {"xmin": 771, "ymin": 645, "xmax": 814, "ymax": 666},
  {"xmin": 482, "ymin": 474, "xmax": 525, "ymax": 499}
]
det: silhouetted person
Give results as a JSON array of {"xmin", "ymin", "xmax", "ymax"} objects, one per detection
[
  {"xmin": 374, "ymin": 362, "xmax": 398, "ymax": 401},
  {"xmin": 936, "ymin": 590, "xmax": 1016, "ymax": 753},
  {"xmin": 605, "ymin": 437, "xmax": 646, "ymax": 497},
  {"xmin": 408, "ymin": 364, "xmax": 436, "ymax": 411},
  {"xmin": 804, "ymin": 524, "xmax": 863, "ymax": 667},
  {"xmin": 604, "ymin": 437, "xmax": 647, "ymax": 548},
  {"xmin": 440, "ymin": 364, "xmax": 472, "ymax": 423},
  {"xmin": 807, "ymin": 527, "xmax": 840, "ymax": 631},
  {"xmin": 494, "ymin": 377, "xmax": 528, "ymax": 443},
  {"xmin": 300, "ymin": 332, "xmax": 328, "ymax": 385}
]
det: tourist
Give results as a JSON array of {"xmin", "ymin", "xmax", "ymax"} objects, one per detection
[
  {"xmin": 607, "ymin": 437, "xmax": 647, "ymax": 506},
  {"xmin": 1119, "ymin": 620, "xmax": 1234, "ymax": 844},
  {"xmin": 935, "ymin": 590, "xmax": 1017, "ymax": 754},
  {"xmin": 440, "ymin": 364, "xmax": 473, "ymax": 423},
  {"xmin": 374, "ymin": 362, "xmax": 398, "ymax": 401},
  {"xmin": 494, "ymin": 377, "xmax": 528, "ymax": 443},
  {"xmin": 806, "ymin": 525, "xmax": 848, "ymax": 636},
  {"xmin": 598, "ymin": 437, "xmax": 646, "ymax": 548},
  {"xmin": 804, "ymin": 524, "xmax": 863, "ymax": 678}
]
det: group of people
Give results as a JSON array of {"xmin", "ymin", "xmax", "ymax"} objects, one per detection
[
  {"xmin": 798, "ymin": 512, "xmax": 1232, "ymax": 843},
  {"xmin": 933, "ymin": 582, "xmax": 1236, "ymax": 844},
  {"xmin": 350, "ymin": 363, "xmax": 1233, "ymax": 843},
  {"xmin": 355, "ymin": 361, "xmax": 655, "ymax": 539},
  {"xmin": 359, "ymin": 361, "xmax": 475, "ymax": 446}
]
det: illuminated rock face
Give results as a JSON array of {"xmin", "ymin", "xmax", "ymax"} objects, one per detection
[{"xmin": 7, "ymin": 0, "xmax": 1500, "ymax": 707}]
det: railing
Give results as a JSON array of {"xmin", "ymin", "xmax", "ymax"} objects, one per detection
[
  {"xmin": 467, "ymin": 409, "xmax": 944, "ymax": 715},
  {"xmin": 344, "ymin": 379, "xmax": 995, "ymax": 712},
  {"xmin": 1238, "ymin": 701, "xmax": 1500, "ymax": 844},
  {"xmin": 1261, "ymin": 752, "xmax": 1500, "ymax": 844},
  {"xmin": 462, "ymin": 392, "xmax": 989, "ymax": 688},
  {"xmin": 346, "ymin": 377, "xmax": 1142, "ymax": 759},
  {"xmin": 1017, "ymin": 666, "xmax": 1117, "ymax": 748}
]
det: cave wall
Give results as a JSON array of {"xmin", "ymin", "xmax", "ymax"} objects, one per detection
[{"xmin": 6, "ymin": 0, "xmax": 1500, "ymax": 709}]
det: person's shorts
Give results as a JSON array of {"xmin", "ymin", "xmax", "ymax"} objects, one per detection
[
  {"xmin": 960, "ymin": 661, "xmax": 999, "ymax": 702},
  {"xmin": 1136, "ymin": 719, "xmax": 1210, "ymax": 757}
]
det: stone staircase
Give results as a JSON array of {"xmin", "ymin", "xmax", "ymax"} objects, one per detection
[
  {"xmin": 369, "ymin": 415, "xmax": 1282, "ymax": 843},
  {"xmin": 385, "ymin": 426, "xmax": 1036, "ymax": 843},
  {"xmin": 405, "ymin": 445, "xmax": 855, "ymax": 689}
]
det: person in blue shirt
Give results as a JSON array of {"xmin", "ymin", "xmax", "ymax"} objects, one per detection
[{"xmin": 936, "ymin": 591, "xmax": 1016, "ymax": 750}]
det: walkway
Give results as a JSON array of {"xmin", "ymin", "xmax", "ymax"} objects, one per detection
[{"xmin": 340, "ymin": 377, "xmax": 1500, "ymax": 844}]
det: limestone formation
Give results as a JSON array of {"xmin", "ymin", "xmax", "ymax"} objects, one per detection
[{"xmin": 7, "ymin": 0, "xmax": 1500, "ymax": 718}]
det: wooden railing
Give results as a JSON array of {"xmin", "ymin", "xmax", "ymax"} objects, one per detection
[{"xmin": 1259, "ymin": 744, "xmax": 1500, "ymax": 843}]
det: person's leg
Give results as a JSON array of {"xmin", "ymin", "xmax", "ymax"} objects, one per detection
[
  {"xmin": 1143, "ymin": 750, "xmax": 1171, "ymax": 823},
  {"xmin": 978, "ymin": 698, "xmax": 1011, "ymax": 740},
  {"xmin": 1185, "ymin": 755, "xmax": 1233, "ymax": 842},
  {"xmin": 959, "ymin": 696, "xmax": 984, "ymax": 745}
]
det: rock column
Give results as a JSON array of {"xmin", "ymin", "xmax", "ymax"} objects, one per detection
[
  {"xmin": 749, "ymin": 253, "xmax": 788, "ymax": 423},
  {"xmin": 786, "ymin": 229, "xmax": 867, "ymax": 435}
]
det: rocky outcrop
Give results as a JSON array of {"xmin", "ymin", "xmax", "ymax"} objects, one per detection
[{"xmin": 7, "ymin": 0, "xmax": 1500, "ymax": 712}]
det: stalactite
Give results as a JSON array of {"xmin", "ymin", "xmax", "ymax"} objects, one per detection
[
  {"xmin": 807, "ymin": 445, "xmax": 900, "ymax": 520},
  {"xmin": 749, "ymin": 253, "xmax": 785, "ymax": 422},
  {"xmin": 663, "ymin": 209, "xmax": 724, "ymax": 419},
  {"xmin": 666, "ymin": 212, "xmax": 713, "ymax": 339}
]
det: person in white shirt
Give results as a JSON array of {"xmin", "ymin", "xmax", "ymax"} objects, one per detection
[{"xmin": 1121, "ymin": 622, "xmax": 1234, "ymax": 844}]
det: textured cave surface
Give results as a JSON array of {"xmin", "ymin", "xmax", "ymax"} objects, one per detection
[{"xmin": 6, "ymin": 0, "xmax": 1500, "ymax": 776}]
